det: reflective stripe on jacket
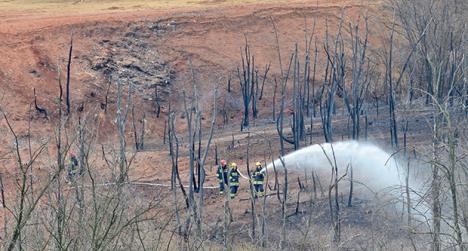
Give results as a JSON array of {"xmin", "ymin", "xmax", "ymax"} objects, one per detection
[
  {"xmin": 229, "ymin": 169, "xmax": 240, "ymax": 186},
  {"xmin": 68, "ymin": 157, "xmax": 79, "ymax": 175},
  {"xmin": 217, "ymin": 165, "xmax": 228, "ymax": 183},
  {"xmin": 252, "ymin": 170, "xmax": 264, "ymax": 185}
]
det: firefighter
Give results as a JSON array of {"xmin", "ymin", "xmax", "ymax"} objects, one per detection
[
  {"xmin": 216, "ymin": 159, "xmax": 229, "ymax": 194},
  {"xmin": 67, "ymin": 152, "xmax": 79, "ymax": 183},
  {"xmin": 252, "ymin": 162, "xmax": 265, "ymax": 197},
  {"xmin": 229, "ymin": 163, "xmax": 240, "ymax": 198}
]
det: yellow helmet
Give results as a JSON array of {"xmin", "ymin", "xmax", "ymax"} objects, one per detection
[
  {"xmin": 230, "ymin": 163, "xmax": 237, "ymax": 168},
  {"xmin": 255, "ymin": 162, "xmax": 262, "ymax": 167}
]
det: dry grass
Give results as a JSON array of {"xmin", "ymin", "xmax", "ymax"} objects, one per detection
[{"xmin": 0, "ymin": 0, "xmax": 301, "ymax": 14}]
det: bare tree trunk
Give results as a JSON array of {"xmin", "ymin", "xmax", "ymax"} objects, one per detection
[
  {"xmin": 132, "ymin": 106, "xmax": 139, "ymax": 151},
  {"xmin": 386, "ymin": 17, "xmax": 399, "ymax": 149},
  {"xmin": 272, "ymin": 78, "xmax": 278, "ymax": 121},
  {"xmin": 168, "ymin": 111, "xmax": 181, "ymax": 235},
  {"xmin": 258, "ymin": 64, "xmax": 270, "ymax": 101},
  {"xmin": 312, "ymin": 171, "xmax": 317, "ymax": 200},
  {"xmin": 164, "ymin": 119, "xmax": 167, "ymax": 145},
  {"xmin": 0, "ymin": 173, "xmax": 5, "ymax": 208},
  {"xmin": 342, "ymin": 18, "xmax": 370, "ymax": 141},
  {"xmin": 103, "ymin": 79, "xmax": 111, "ymax": 113},
  {"xmin": 140, "ymin": 113, "xmax": 145, "ymax": 150},
  {"xmin": 66, "ymin": 35, "xmax": 73, "ymax": 115},
  {"xmin": 320, "ymin": 144, "xmax": 344, "ymax": 244},
  {"xmin": 168, "ymin": 104, "xmax": 189, "ymax": 208},
  {"xmin": 280, "ymin": 157, "xmax": 288, "ymax": 250},
  {"xmin": 116, "ymin": 80, "xmax": 132, "ymax": 183},
  {"xmin": 347, "ymin": 164, "xmax": 353, "ymax": 207},
  {"xmin": 197, "ymin": 86, "xmax": 218, "ymax": 236},
  {"xmin": 431, "ymin": 112, "xmax": 442, "ymax": 251},
  {"xmin": 295, "ymin": 178, "xmax": 302, "ymax": 214},
  {"xmin": 182, "ymin": 88, "xmax": 197, "ymax": 234},
  {"xmin": 332, "ymin": 151, "xmax": 341, "ymax": 243},
  {"xmin": 320, "ymin": 16, "xmax": 344, "ymax": 143},
  {"xmin": 311, "ymin": 42, "xmax": 318, "ymax": 118},
  {"xmin": 446, "ymin": 114, "xmax": 464, "ymax": 249},
  {"xmin": 245, "ymin": 132, "xmax": 256, "ymax": 242},
  {"xmin": 238, "ymin": 42, "xmax": 253, "ymax": 129},
  {"xmin": 154, "ymin": 86, "xmax": 161, "ymax": 118},
  {"xmin": 405, "ymin": 156, "xmax": 412, "ymax": 225},
  {"xmin": 33, "ymin": 88, "xmax": 48, "ymax": 119}
]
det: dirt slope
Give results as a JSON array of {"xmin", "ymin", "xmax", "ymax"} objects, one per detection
[
  {"xmin": 0, "ymin": 0, "xmax": 371, "ymax": 137},
  {"xmin": 0, "ymin": 0, "xmax": 382, "ymax": 198},
  {"xmin": 0, "ymin": 3, "xmax": 442, "ymax": 249}
]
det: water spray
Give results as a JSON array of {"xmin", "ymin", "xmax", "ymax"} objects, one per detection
[{"xmin": 265, "ymin": 141, "xmax": 404, "ymax": 194}]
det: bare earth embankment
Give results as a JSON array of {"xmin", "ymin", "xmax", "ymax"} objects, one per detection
[{"xmin": 2, "ymin": 0, "xmax": 458, "ymax": 250}]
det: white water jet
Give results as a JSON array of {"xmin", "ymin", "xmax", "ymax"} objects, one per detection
[
  {"xmin": 265, "ymin": 141, "xmax": 468, "ymax": 239},
  {"xmin": 265, "ymin": 141, "xmax": 404, "ymax": 194}
]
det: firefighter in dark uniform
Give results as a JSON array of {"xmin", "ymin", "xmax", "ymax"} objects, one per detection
[
  {"xmin": 229, "ymin": 163, "xmax": 240, "ymax": 198},
  {"xmin": 252, "ymin": 162, "xmax": 265, "ymax": 197},
  {"xmin": 216, "ymin": 159, "xmax": 229, "ymax": 194},
  {"xmin": 67, "ymin": 152, "xmax": 79, "ymax": 183}
]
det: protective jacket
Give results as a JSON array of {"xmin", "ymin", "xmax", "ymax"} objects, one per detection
[
  {"xmin": 68, "ymin": 156, "xmax": 79, "ymax": 176},
  {"xmin": 229, "ymin": 169, "xmax": 240, "ymax": 186},
  {"xmin": 252, "ymin": 170, "xmax": 264, "ymax": 185},
  {"xmin": 216, "ymin": 165, "xmax": 229, "ymax": 184}
]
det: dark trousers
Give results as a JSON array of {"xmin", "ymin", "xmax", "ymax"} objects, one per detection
[
  {"xmin": 230, "ymin": 185, "xmax": 239, "ymax": 198},
  {"xmin": 219, "ymin": 175, "xmax": 229, "ymax": 193},
  {"xmin": 254, "ymin": 184, "xmax": 264, "ymax": 196},
  {"xmin": 219, "ymin": 181, "xmax": 227, "ymax": 193},
  {"xmin": 67, "ymin": 167, "xmax": 79, "ymax": 182}
]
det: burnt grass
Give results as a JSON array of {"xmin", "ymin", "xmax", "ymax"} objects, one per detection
[
  {"xmin": 82, "ymin": 21, "xmax": 176, "ymax": 103},
  {"xmin": 88, "ymin": 40, "xmax": 171, "ymax": 101},
  {"xmin": 201, "ymin": 189, "xmax": 413, "ymax": 249}
]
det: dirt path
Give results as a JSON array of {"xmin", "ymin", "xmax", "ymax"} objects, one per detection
[{"xmin": 0, "ymin": 0, "xmax": 359, "ymax": 34}]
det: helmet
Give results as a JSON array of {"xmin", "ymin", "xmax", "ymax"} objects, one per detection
[
  {"xmin": 255, "ymin": 162, "xmax": 262, "ymax": 167},
  {"xmin": 230, "ymin": 163, "xmax": 237, "ymax": 168},
  {"xmin": 69, "ymin": 151, "xmax": 76, "ymax": 158},
  {"xmin": 220, "ymin": 159, "xmax": 227, "ymax": 165}
]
